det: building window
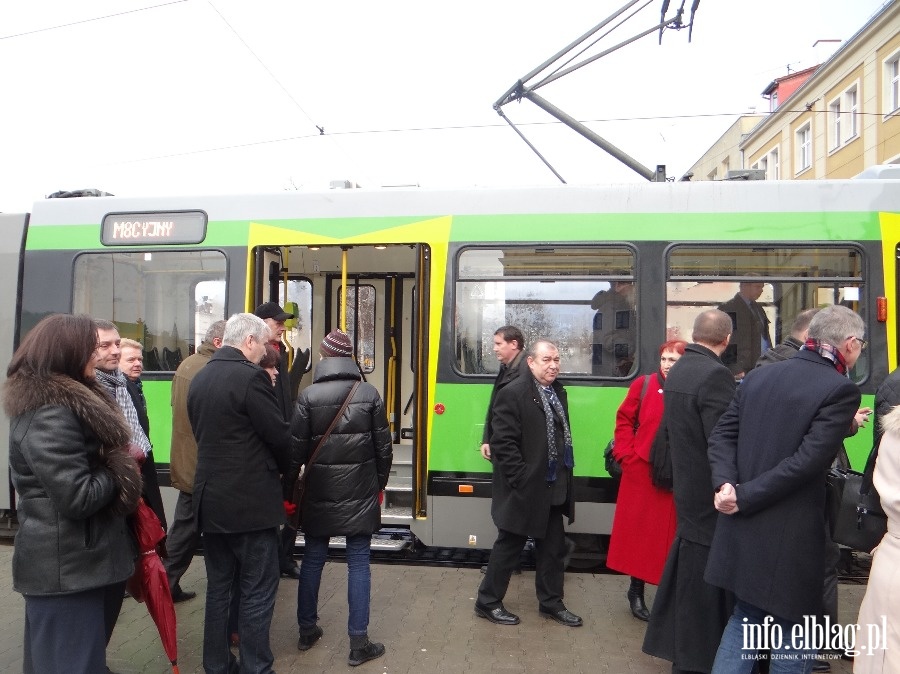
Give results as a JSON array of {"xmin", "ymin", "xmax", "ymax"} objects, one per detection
[
  {"xmin": 847, "ymin": 85, "xmax": 859, "ymax": 139},
  {"xmin": 886, "ymin": 54, "xmax": 900, "ymax": 115},
  {"xmin": 829, "ymin": 99, "xmax": 842, "ymax": 150},
  {"xmin": 796, "ymin": 123, "xmax": 812, "ymax": 172},
  {"xmin": 769, "ymin": 147, "xmax": 780, "ymax": 180}
]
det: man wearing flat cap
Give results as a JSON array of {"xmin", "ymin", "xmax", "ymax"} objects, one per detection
[{"xmin": 254, "ymin": 301, "xmax": 303, "ymax": 580}]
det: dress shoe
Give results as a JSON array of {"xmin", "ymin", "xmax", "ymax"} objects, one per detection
[
  {"xmin": 348, "ymin": 639, "xmax": 385, "ymax": 667},
  {"xmin": 281, "ymin": 563, "xmax": 302, "ymax": 580},
  {"xmin": 297, "ymin": 625, "xmax": 323, "ymax": 651},
  {"xmin": 811, "ymin": 659, "xmax": 830, "ymax": 672},
  {"xmin": 539, "ymin": 606, "xmax": 583, "ymax": 627},
  {"xmin": 171, "ymin": 587, "xmax": 197, "ymax": 603},
  {"xmin": 474, "ymin": 602, "xmax": 520, "ymax": 625}
]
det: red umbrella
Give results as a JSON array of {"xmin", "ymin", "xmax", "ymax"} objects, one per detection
[{"xmin": 126, "ymin": 498, "xmax": 179, "ymax": 674}]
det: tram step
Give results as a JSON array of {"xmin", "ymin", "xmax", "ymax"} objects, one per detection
[{"xmin": 294, "ymin": 533, "xmax": 409, "ymax": 552}]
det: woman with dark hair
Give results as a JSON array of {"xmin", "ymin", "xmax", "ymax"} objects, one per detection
[
  {"xmin": 606, "ymin": 339, "xmax": 687, "ymax": 621},
  {"xmin": 3, "ymin": 314, "xmax": 142, "ymax": 674}
]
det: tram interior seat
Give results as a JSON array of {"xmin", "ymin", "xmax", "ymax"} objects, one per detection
[
  {"xmin": 162, "ymin": 347, "xmax": 183, "ymax": 371},
  {"xmin": 144, "ymin": 347, "xmax": 162, "ymax": 371}
]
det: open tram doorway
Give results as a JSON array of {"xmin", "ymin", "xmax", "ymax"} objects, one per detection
[{"xmin": 253, "ymin": 243, "xmax": 429, "ymax": 548}]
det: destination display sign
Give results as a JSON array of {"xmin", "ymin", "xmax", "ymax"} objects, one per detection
[{"xmin": 101, "ymin": 210, "xmax": 207, "ymax": 245}]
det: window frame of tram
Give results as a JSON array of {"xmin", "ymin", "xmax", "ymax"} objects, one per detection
[
  {"xmin": 72, "ymin": 249, "xmax": 228, "ymax": 372},
  {"xmin": 453, "ymin": 244, "xmax": 637, "ymax": 378},
  {"xmin": 665, "ymin": 243, "xmax": 869, "ymax": 382}
]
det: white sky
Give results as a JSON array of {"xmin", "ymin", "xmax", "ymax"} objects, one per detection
[{"xmin": 0, "ymin": 0, "xmax": 892, "ymax": 213}]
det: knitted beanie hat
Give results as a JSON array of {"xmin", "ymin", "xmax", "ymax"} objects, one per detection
[{"xmin": 320, "ymin": 330, "xmax": 353, "ymax": 357}]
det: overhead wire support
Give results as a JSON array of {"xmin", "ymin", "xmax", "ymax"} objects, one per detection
[{"xmin": 493, "ymin": 0, "xmax": 699, "ymax": 183}]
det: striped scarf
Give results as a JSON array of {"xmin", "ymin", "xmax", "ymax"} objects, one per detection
[
  {"xmin": 95, "ymin": 369, "xmax": 153, "ymax": 456},
  {"xmin": 800, "ymin": 338, "xmax": 849, "ymax": 376}
]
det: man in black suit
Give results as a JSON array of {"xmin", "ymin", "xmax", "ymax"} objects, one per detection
[
  {"xmin": 718, "ymin": 280, "xmax": 772, "ymax": 380},
  {"xmin": 642, "ymin": 309, "xmax": 736, "ymax": 674},
  {"xmin": 475, "ymin": 340, "xmax": 582, "ymax": 628},
  {"xmin": 188, "ymin": 313, "xmax": 291, "ymax": 674},
  {"xmin": 480, "ymin": 325, "xmax": 526, "ymax": 461},
  {"xmin": 705, "ymin": 305, "xmax": 863, "ymax": 671}
]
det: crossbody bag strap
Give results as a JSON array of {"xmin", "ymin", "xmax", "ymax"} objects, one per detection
[{"xmin": 301, "ymin": 380, "xmax": 361, "ymax": 484}]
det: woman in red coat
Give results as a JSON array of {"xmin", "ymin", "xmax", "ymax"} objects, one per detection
[{"xmin": 606, "ymin": 339, "xmax": 686, "ymax": 621}]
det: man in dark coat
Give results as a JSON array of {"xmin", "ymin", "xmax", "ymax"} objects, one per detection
[
  {"xmin": 718, "ymin": 280, "xmax": 772, "ymax": 380},
  {"xmin": 480, "ymin": 325, "xmax": 527, "ymax": 461},
  {"xmin": 705, "ymin": 305, "xmax": 863, "ymax": 671},
  {"xmin": 120, "ymin": 338, "xmax": 167, "ymax": 531},
  {"xmin": 475, "ymin": 340, "xmax": 581, "ymax": 628},
  {"xmin": 755, "ymin": 307, "xmax": 818, "ymax": 368},
  {"xmin": 188, "ymin": 313, "xmax": 291, "ymax": 674},
  {"xmin": 254, "ymin": 301, "xmax": 304, "ymax": 579},
  {"xmin": 642, "ymin": 310, "xmax": 736, "ymax": 674}
]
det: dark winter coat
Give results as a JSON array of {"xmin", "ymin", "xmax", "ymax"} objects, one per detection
[
  {"xmin": 289, "ymin": 357, "xmax": 392, "ymax": 538},
  {"xmin": 754, "ymin": 335, "xmax": 803, "ymax": 368},
  {"xmin": 488, "ymin": 372, "xmax": 575, "ymax": 537},
  {"xmin": 706, "ymin": 350, "xmax": 861, "ymax": 623},
  {"xmin": 188, "ymin": 345, "xmax": 291, "ymax": 534},
  {"xmin": 718, "ymin": 293, "xmax": 772, "ymax": 377},
  {"xmin": 481, "ymin": 351, "xmax": 526, "ymax": 445},
  {"xmin": 873, "ymin": 365, "xmax": 900, "ymax": 449},
  {"xmin": 125, "ymin": 376, "xmax": 167, "ymax": 530},
  {"xmin": 4, "ymin": 372, "xmax": 142, "ymax": 596},
  {"xmin": 662, "ymin": 343, "xmax": 736, "ymax": 545}
]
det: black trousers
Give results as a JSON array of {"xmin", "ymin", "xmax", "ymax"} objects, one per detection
[{"xmin": 477, "ymin": 505, "xmax": 567, "ymax": 612}]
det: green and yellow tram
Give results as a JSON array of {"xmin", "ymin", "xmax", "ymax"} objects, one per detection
[{"xmin": 2, "ymin": 173, "xmax": 898, "ymax": 550}]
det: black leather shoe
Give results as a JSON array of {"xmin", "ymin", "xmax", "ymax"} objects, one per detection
[
  {"xmin": 297, "ymin": 625, "xmax": 323, "ymax": 651},
  {"xmin": 171, "ymin": 588, "xmax": 197, "ymax": 603},
  {"xmin": 539, "ymin": 607, "xmax": 583, "ymax": 627},
  {"xmin": 474, "ymin": 602, "xmax": 520, "ymax": 625},
  {"xmin": 627, "ymin": 589, "xmax": 650, "ymax": 621},
  {"xmin": 281, "ymin": 564, "xmax": 302, "ymax": 580}
]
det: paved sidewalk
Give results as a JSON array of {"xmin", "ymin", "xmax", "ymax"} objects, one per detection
[{"xmin": 0, "ymin": 543, "xmax": 864, "ymax": 673}]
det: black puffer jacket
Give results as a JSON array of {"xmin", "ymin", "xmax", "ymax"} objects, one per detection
[
  {"xmin": 290, "ymin": 357, "xmax": 392, "ymax": 538},
  {"xmin": 4, "ymin": 372, "xmax": 142, "ymax": 596}
]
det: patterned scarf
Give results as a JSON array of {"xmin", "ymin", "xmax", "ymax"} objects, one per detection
[
  {"xmin": 95, "ymin": 369, "xmax": 153, "ymax": 456},
  {"xmin": 800, "ymin": 338, "xmax": 849, "ymax": 376},
  {"xmin": 534, "ymin": 379, "xmax": 574, "ymax": 482}
]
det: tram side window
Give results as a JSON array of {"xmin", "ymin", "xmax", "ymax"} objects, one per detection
[
  {"xmin": 73, "ymin": 251, "xmax": 227, "ymax": 371},
  {"xmin": 665, "ymin": 245, "xmax": 868, "ymax": 382},
  {"xmin": 454, "ymin": 246, "xmax": 636, "ymax": 377}
]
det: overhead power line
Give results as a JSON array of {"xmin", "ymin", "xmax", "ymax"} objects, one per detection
[{"xmin": 0, "ymin": 1, "xmax": 187, "ymax": 40}]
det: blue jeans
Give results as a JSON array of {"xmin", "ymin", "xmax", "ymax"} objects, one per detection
[
  {"xmin": 298, "ymin": 534, "xmax": 372, "ymax": 637},
  {"xmin": 711, "ymin": 600, "xmax": 816, "ymax": 674},
  {"xmin": 203, "ymin": 528, "xmax": 280, "ymax": 674}
]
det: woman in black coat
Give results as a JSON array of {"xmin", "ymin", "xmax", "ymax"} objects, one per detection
[
  {"xmin": 290, "ymin": 330, "xmax": 392, "ymax": 667},
  {"xmin": 4, "ymin": 314, "xmax": 142, "ymax": 674}
]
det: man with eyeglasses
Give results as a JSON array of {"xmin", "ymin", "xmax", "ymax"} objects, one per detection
[{"xmin": 704, "ymin": 305, "xmax": 863, "ymax": 673}]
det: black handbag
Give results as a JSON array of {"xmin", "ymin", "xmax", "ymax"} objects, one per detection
[
  {"xmin": 605, "ymin": 374, "xmax": 656, "ymax": 480},
  {"xmin": 827, "ymin": 464, "xmax": 887, "ymax": 553}
]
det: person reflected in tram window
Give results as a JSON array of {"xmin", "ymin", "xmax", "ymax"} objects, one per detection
[
  {"xmin": 591, "ymin": 279, "xmax": 636, "ymax": 377},
  {"xmin": 718, "ymin": 278, "xmax": 772, "ymax": 381},
  {"xmin": 5, "ymin": 314, "xmax": 142, "ymax": 674},
  {"xmin": 119, "ymin": 338, "xmax": 167, "ymax": 532},
  {"xmin": 606, "ymin": 340, "xmax": 686, "ymax": 622},
  {"xmin": 754, "ymin": 308, "xmax": 818, "ymax": 368},
  {"xmin": 290, "ymin": 329, "xmax": 392, "ymax": 667}
]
